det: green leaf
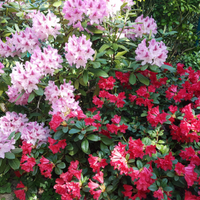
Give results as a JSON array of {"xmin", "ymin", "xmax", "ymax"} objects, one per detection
[
  {"xmin": 81, "ymin": 139, "xmax": 89, "ymax": 153},
  {"xmin": 136, "ymin": 160, "xmax": 143, "ymax": 169},
  {"xmin": 101, "ymin": 136, "xmax": 113, "ymax": 145},
  {"xmin": 57, "ymin": 162, "xmax": 66, "ymax": 169},
  {"xmin": 163, "ymin": 186, "xmax": 173, "ymax": 192},
  {"xmin": 53, "ymin": 1, "xmax": 62, "ymax": 7},
  {"xmin": 74, "ymin": 79, "xmax": 79, "ymax": 89},
  {"xmin": 112, "ymin": 43, "xmax": 118, "ymax": 51},
  {"xmin": 55, "ymin": 167, "xmax": 63, "ymax": 175},
  {"xmin": 14, "ymin": 132, "xmax": 21, "ymax": 140},
  {"xmin": 90, "ymin": 69, "xmax": 108, "ymax": 78},
  {"xmin": 142, "ymin": 137, "xmax": 151, "ymax": 146},
  {"xmin": 115, "ymin": 51, "xmax": 127, "ymax": 58},
  {"xmin": 87, "ymin": 26, "xmax": 103, "ymax": 34},
  {"xmin": 7, "ymin": 131, "xmax": 15, "ymax": 140},
  {"xmin": 62, "ymin": 126, "xmax": 68, "ymax": 133},
  {"xmin": 92, "ymin": 62, "xmax": 101, "ymax": 68},
  {"xmin": 87, "ymin": 134, "xmax": 101, "ymax": 141},
  {"xmin": 28, "ymin": 93, "xmax": 35, "ymax": 103},
  {"xmin": 161, "ymin": 178, "xmax": 168, "ymax": 187},
  {"xmin": 129, "ymin": 73, "xmax": 136, "ymax": 85},
  {"xmin": 8, "ymin": 158, "xmax": 20, "ymax": 170},
  {"xmin": 83, "ymin": 71, "xmax": 88, "ymax": 85},
  {"xmin": 148, "ymin": 183, "xmax": 158, "ymax": 191},
  {"xmin": 34, "ymin": 88, "xmax": 44, "ymax": 96},
  {"xmin": 167, "ymin": 171, "xmax": 174, "ymax": 177},
  {"xmin": 11, "ymin": 148, "xmax": 22, "ymax": 154},
  {"xmin": 54, "ymin": 130, "xmax": 64, "ymax": 140},
  {"xmin": 140, "ymin": 65, "xmax": 148, "ymax": 71},
  {"xmin": 69, "ymin": 129, "xmax": 80, "ymax": 134},
  {"xmin": 174, "ymin": 176, "xmax": 179, "ymax": 181},
  {"xmin": 99, "ymin": 44, "xmax": 110, "ymax": 52},
  {"xmin": 136, "ymin": 73, "xmax": 149, "ymax": 86},
  {"xmin": 106, "ymin": 185, "xmax": 113, "ymax": 193},
  {"xmin": 151, "ymin": 173, "xmax": 157, "ymax": 179},
  {"xmin": 14, "ymin": 92, "xmax": 24, "ymax": 103},
  {"xmin": 161, "ymin": 64, "xmax": 176, "ymax": 72},
  {"xmin": 5, "ymin": 152, "xmax": 15, "ymax": 159}
]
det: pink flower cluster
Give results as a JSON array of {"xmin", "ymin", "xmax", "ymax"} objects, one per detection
[
  {"xmin": 0, "ymin": 10, "xmax": 60, "ymax": 58},
  {"xmin": 65, "ymin": 34, "xmax": 95, "ymax": 68},
  {"xmin": 0, "ymin": 112, "xmax": 28, "ymax": 158},
  {"xmin": 135, "ymin": 38, "xmax": 168, "ymax": 67},
  {"xmin": 32, "ymin": 10, "xmax": 61, "ymax": 41},
  {"xmin": 44, "ymin": 80, "xmax": 80, "ymax": 118},
  {"xmin": 125, "ymin": 14, "xmax": 157, "ymax": 39},
  {"xmin": 62, "ymin": 0, "xmax": 134, "ymax": 27},
  {"xmin": 20, "ymin": 121, "xmax": 50, "ymax": 147},
  {"xmin": 30, "ymin": 46, "xmax": 63, "ymax": 76}
]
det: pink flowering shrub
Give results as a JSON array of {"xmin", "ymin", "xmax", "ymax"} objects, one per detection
[{"xmin": 0, "ymin": 1, "xmax": 199, "ymax": 200}]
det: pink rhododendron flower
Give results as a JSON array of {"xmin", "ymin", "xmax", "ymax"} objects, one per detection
[
  {"xmin": 135, "ymin": 38, "xmax": 168, "ymax": 67},
  {"xmin": 65, "ymin": 34, "xmax": 95, "ymax": 68},
  {"xmin": 32, "ymin": 10, "xmax": 61, "ymax": 40}
]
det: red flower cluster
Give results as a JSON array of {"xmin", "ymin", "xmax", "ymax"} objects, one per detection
[
  {"xmin": 14, "ymin": 181, "xmax": 27, "ymax": 200},
  {"xmin": 88, "ymin": 154, "xmax": 108, "ymax": 172},
  {"xmin": 48, "ymin": 137, "xmax": 67, "ymax": 154},
  {"xmin": 88, "ymin": 171, "xmax": 105, "ymax": 200},
  {"xmin": 54, "ymin": 161, "xmax": 82, "ymax": 200},
  {"xmin": 49, "ymin": 112, "xmax": 63, "ymax": 132},
  {"xmin": 147, "ymin": 106, "xmax": 168, "ymax": 127},
  {"xmin": 38, "ymin": 156, "xmax": 54, "ymax": 179},
  {"xmin": 115, "ymin": 71, "xmax": 132, "ymax": 89},
  {"xmin": 20, "ymin": 154, "xmax": 36, "ymax": 172},
  {"xmin": 154, "ymin": 152, "xmax": 175, "ymax": 171},
  {"xmin": 98, "ymin": 76, "xmax": 115, "ymax": 90}
]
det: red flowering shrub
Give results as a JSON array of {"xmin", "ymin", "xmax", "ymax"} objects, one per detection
[{"xmin": 0, "ymin": 1, "xmax": 200, "ymax": 200}]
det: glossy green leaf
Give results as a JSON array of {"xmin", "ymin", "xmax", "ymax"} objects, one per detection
[
  {"xmin": 115, "ymin": 51, "xmax": 127, "ymax": 58},
  {"xmin": 81, "ymin": 139, "xmax": 89, "ymax": 153},
  {"xmin": 28, "ymin": 93, "xmax": 35, "ymax": 103},
  {"xmin": 55, "ymin": 167, "xmax": 63, "ymax": 175},
  {"xmin": 90, "ymin": 69, "xmax": 108, "ymax": 78},
  {"xmin": 5, "ymin": 152, "xmax": 15, "ymax": 159},
  {"xmin": 53, "ymin": 1, "xmax": 62, "ymax": 7},
  {"xmin": 87, "ymin": 134, "xmax": 101, "ymax": 141},
  {"xmin": 136, "ymin": 160, "xmax": 143, "ymax": 169},
  {"xmin": 99, "ymin": 44, "xmax": 110, "ymax": 52},
  {"xmin": 34, "ymin": 88, "xmax": 44, "ymax": 96},
  {"xmin": 136, "ymin": 73, "xmax": 149, "ymax": 86},
  {"xmin": 54, "ymin": 130, "xmax": 64, "ymax": 140},
  {"xmin": 69, "ymin": 129, "xmax": 80, "ymax": 134},
  {"xmin": 129, "ymin": 73, "xmax": 136, "ymax": 85},
  {"xmin": 148, "ymin": 183, "xmax": 158, "ymax": 191},
  {"xmin": 8, "ymin": 158, "xmax": 20, "ymax": 170},
  {"xmin": 11, "ymin": 148, "xmax": 22, "ymax": 154},
  {"xmin": 57, "ymin": 162, "xmax": 66, "ymax": 169},
  {"xmin": 83, "ymin": 71, "xmax": 88, "ymax": 85}
]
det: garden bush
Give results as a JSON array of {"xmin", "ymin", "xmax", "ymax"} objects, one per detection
[
  {"xmin": 138, "ymin": 0, "xmax": 200, "ymax": 61},
  {"xmin": 0, "ymin": 0, "xmax": 200, "ymax": 200}
]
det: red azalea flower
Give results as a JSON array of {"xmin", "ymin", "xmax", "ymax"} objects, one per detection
[
  {"xmin": 128, "ymin": 138, "xmax": 144, "ymax": 159},
  {"xmin": 20, "ymin": 141, "xmax": 32, "ymax": 155},
  {"xmin": 48, "ymin": 137, "xmax": 67, "ymax": 154},
  {"xmin": 14, "ymin": 182, "xmax": 27, "ymax": 200},
  {"xmin": 145, "ymin": 145, "xmax": 156, "ymax": 157},
  {"xmin": 154, "ymin": 188, "xmax": 164, "ymax": 200},
  {"xmin": 49, "ymin": 112, "xmax": 63, "ymax": 132},
  {"xmin": 92, "ymin": 96, "xmax": 104, "ymax": 108},
  {"xmin": 111, "ymin": 115, "xmax": 121, "ymax": 124},
  {"xmin": 175, "ymin": 162, "xmax": 185, "ymax": 176},
  {"xmin": 20, "ymin": 155, "xmax": 36, "ymax": 172},
  {"xmin": 88, "ymin": 154, "xmax": 108, "ymax": 172},
  {"xmin": 98, "ymin": 76, "xmax": 115, "ymax": 90},
  {"xmin": 38, "ymin": 156, "xmax": 54, "ymax": 179},
  {"xmin": 84, "ymin": 117, "xmax": 95, "ymax": 125}
]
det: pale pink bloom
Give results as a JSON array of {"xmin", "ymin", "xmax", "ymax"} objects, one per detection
[
  {"xmin": 30, "ymin": 46, "xmax": 63, "ymax": 76},
  {"xmin": 32, "ymin": 10, "xmax": 61, "ymax": 40},
  {"xmin": 11, "ymin": 27, "xmax": 40, "ymax": 54},
  {"xmin": 21, "ymin": 121, "xmax": 50, "ymax": 147},
  {"xmin": 65, "ymin": 34, "xmax": 95, "ymax": 68},
  {"xmin": 6, "ymin": 86, "xmax": 30, "ymax": 105},
  {"xmin": 10, "ymin": 61, "xmax": 41, "ymax": 94},
  {"xmin": 135, "ymin": 39, "xmax": 168, "ymax": 67}
]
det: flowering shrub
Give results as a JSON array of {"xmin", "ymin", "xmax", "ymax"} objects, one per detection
[{"xmin": 0, "ymin": 0, "xmax": 199, "ymax": 200}]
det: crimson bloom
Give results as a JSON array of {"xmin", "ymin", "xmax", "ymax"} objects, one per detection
[
  {"xmin": 49, "ymin": 112, "xmax": 63, "ymax": 132},
  {"xmin": 20, "ymin": 155, "xmax": 36, "ymax": 172},
  {"xmin": 48, "ymin": 137, "xmax": 67, "ymax": 154},
  {"xmin": 14, "ymin": 181, "xmax": 27, "ymax": 200},
  {"xmin": 38, "ymin": 156, "xmax": 54, "ymax": 179}
]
